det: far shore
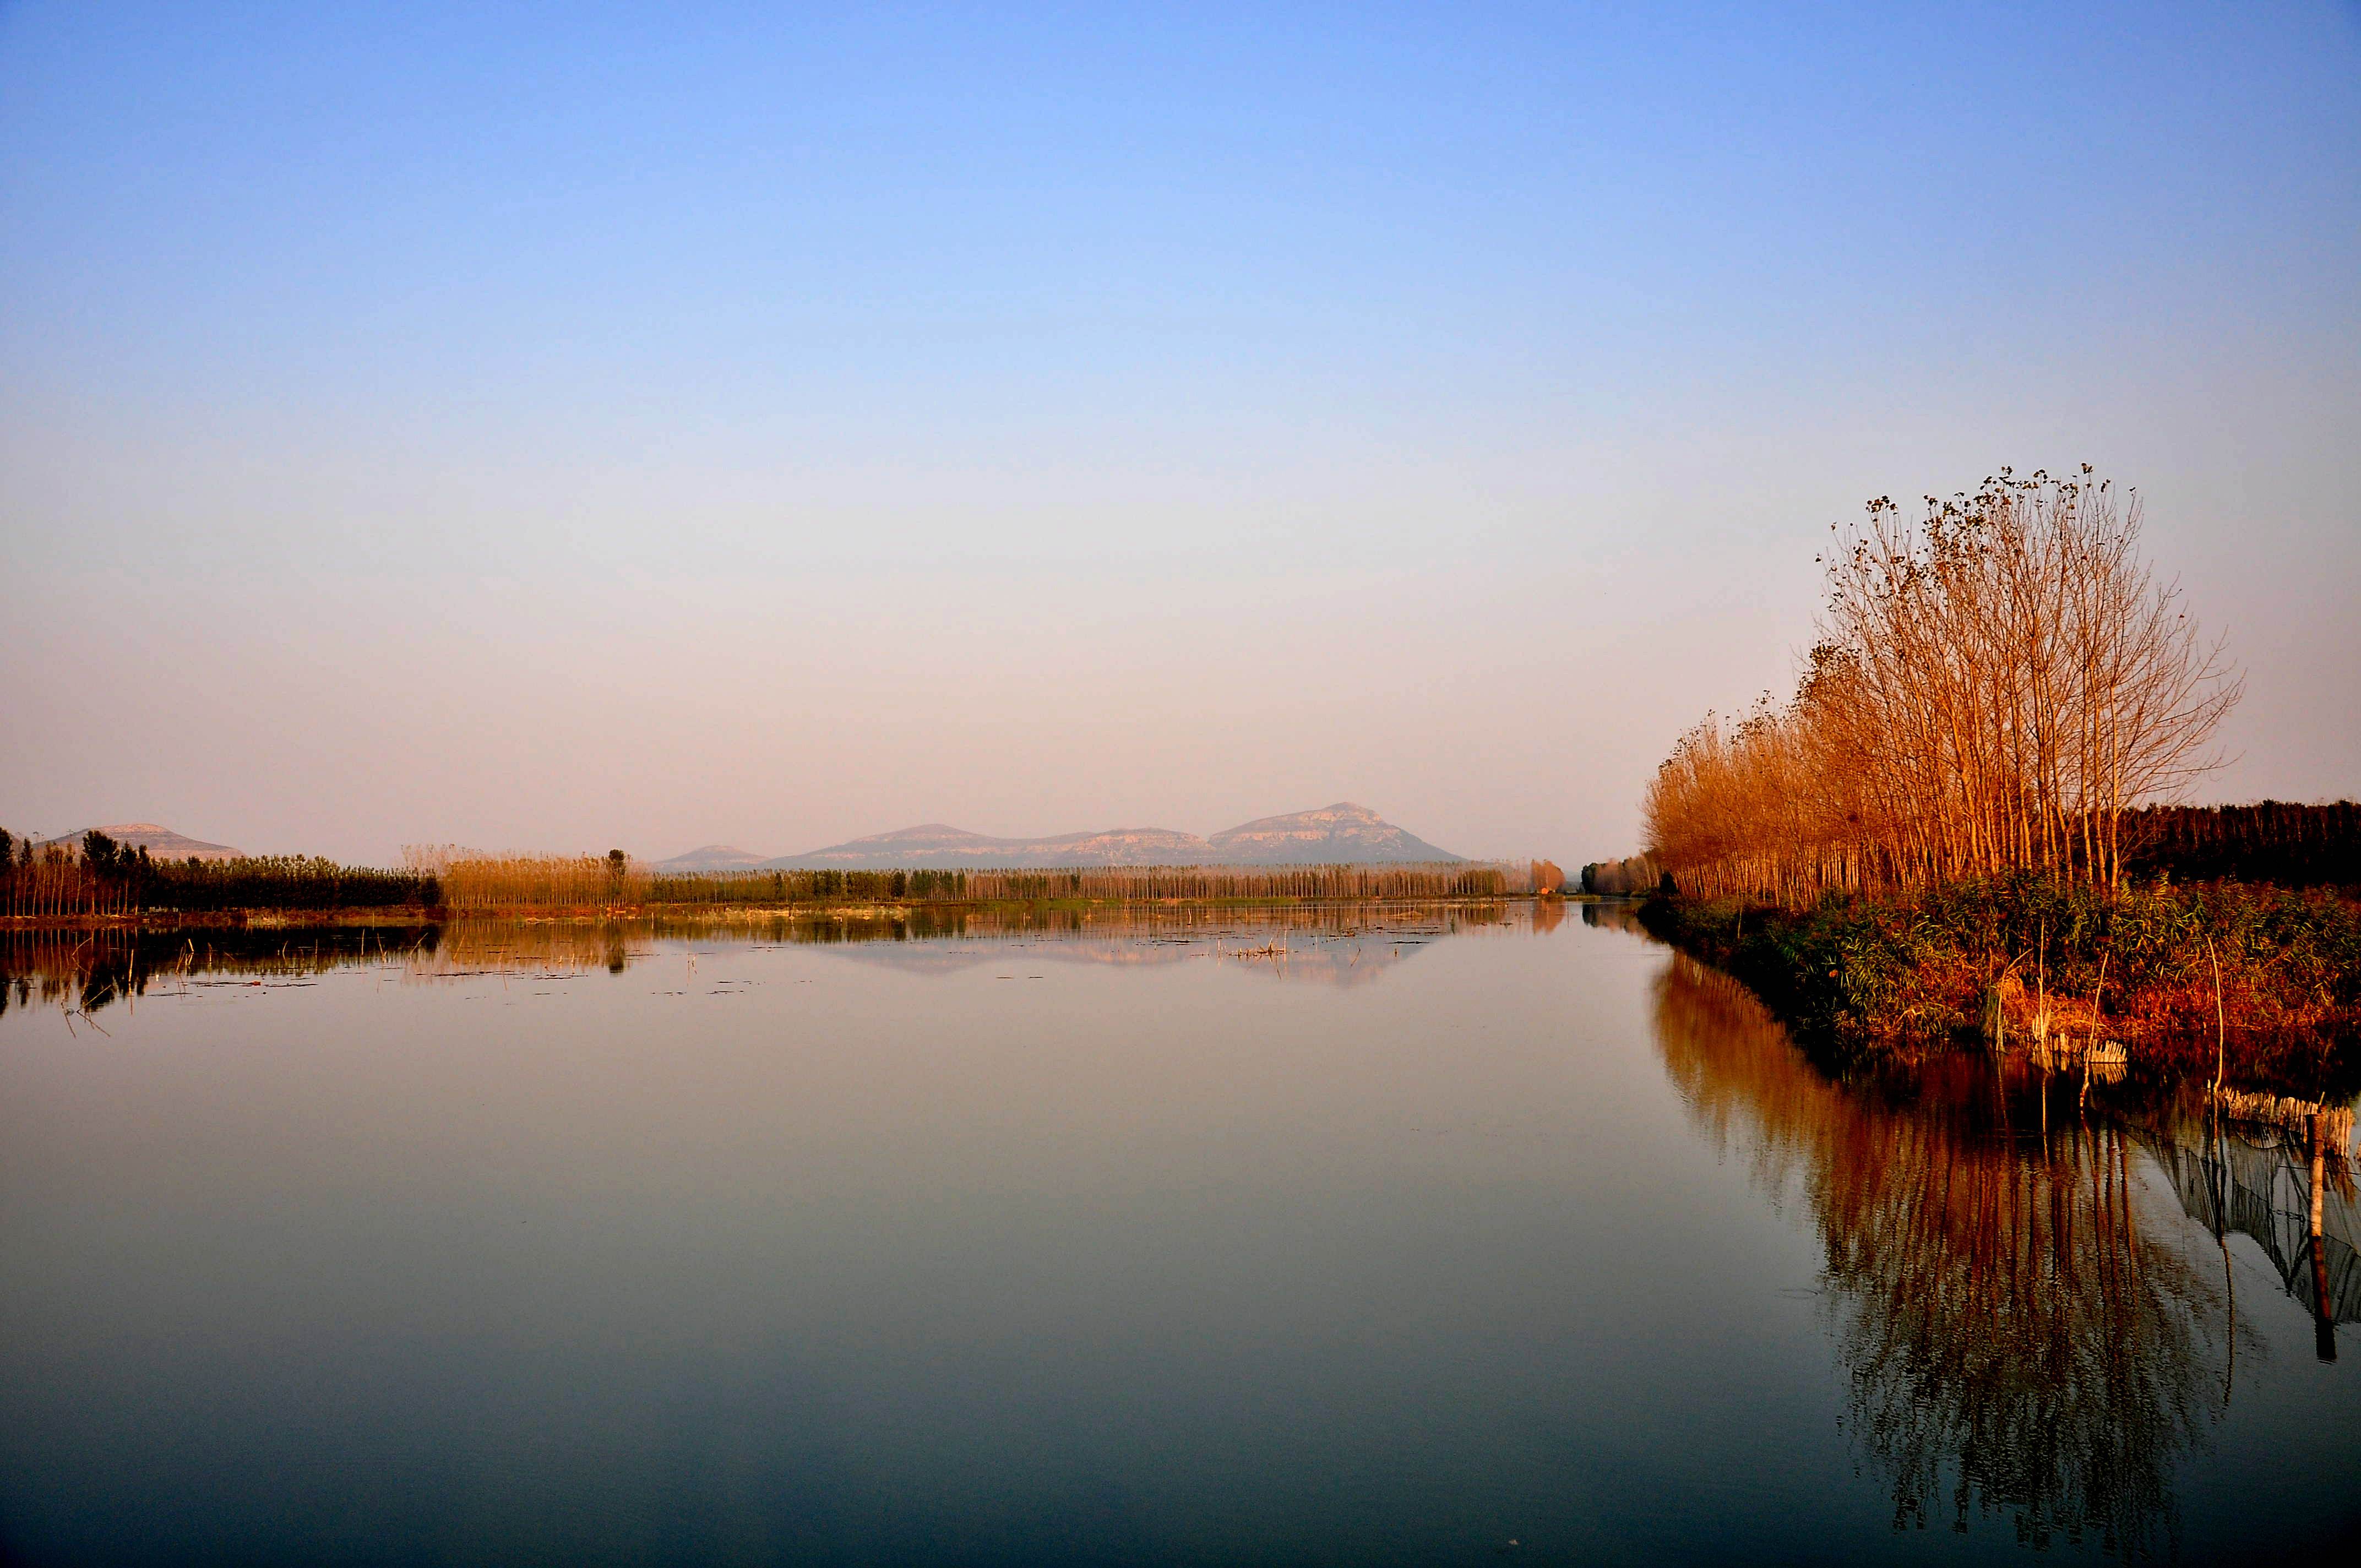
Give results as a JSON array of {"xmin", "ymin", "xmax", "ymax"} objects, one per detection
[{"xmin": 2, "ymin": 889, "xmax": 1602, "ymax": 934}]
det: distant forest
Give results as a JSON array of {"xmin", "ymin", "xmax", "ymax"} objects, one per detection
[
  {"xmin": 1595, "ymin": 805, "xmax": 2359, "ymax": 900},
  {"xmin": 0, "ymin": 830, "xmax": 438, "ymax": 920},
  {"xmin": 2115, "ymin": 802, "xmax": 2359, "ymax": 889}
]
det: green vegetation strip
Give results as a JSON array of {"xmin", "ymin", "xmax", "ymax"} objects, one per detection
[{"xmin": 1641, "ymin": 877, "xmax": 2361, "ymax": 1093}]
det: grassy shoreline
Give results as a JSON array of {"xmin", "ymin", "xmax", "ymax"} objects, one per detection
[
  {"xmin": 5, "ymin": 843, "xmax": 1539, "ymax": 924},
  {"xmin": 1639, "ymin": 876, "xmax": 2361, "ymax": 1095}
]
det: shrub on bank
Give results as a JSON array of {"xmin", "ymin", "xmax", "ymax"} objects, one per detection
[{"xmin": 1641, "ymin": 875, "xmax": 2361, "ymax": 1086}]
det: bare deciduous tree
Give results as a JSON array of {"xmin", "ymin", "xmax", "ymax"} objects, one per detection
[{"xmin": 1646, "ymin": 469, "xmax": 2240, "ymax": 902}]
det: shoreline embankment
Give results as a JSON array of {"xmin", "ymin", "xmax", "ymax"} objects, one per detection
[{"xmin": 1639, "ymin": 875, "xmax": 2361, "ymax": 1096}]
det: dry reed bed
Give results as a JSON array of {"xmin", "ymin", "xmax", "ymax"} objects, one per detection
[
  {"xmin": 423, "ymin": 854, "xmax": 1527, "ymax": 912},
  {"xmin": 2210, "ymin": 1086, "xmax": 2354, "ymax": 1145},
  {"xmin": 408, "ymin": 847, "xmax": 645, "ymax": 912},
  {"xmin": 9, "ymin": 841, "xmax": 1532, "ymax": 924}
]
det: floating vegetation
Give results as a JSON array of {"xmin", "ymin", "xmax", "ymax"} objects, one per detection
[{"xmin": 1218, "ymin": 937, "xmax": 1291, "ymax": 961}]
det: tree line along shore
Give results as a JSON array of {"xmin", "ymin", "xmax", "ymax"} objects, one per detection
[
  {"xmin": 1633, "ymin": 467, "xmax": 2359, "ymax": 1093},
  {"xmin": 0, "ymin": 830, "xmax": 1551, "ymax": 925}
]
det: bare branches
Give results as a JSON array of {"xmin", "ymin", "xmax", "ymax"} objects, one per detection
[{"xmin": 1646, "ymin": 469, "xmax": 2241, "ymax": 903}]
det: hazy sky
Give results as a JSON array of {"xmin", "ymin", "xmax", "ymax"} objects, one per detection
[{"xmin": 4, "ymin": 2, "xmax": 2357, "ymax": 864}]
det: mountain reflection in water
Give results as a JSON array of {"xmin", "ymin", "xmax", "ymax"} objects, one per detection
[
  {"xmin": 1653, "ymin": 954, "xmax": 2229, "ymax": 1557},
  {"xmin": 0, "ymin": 904, "xmax": 1524, "ymax": 1025}
]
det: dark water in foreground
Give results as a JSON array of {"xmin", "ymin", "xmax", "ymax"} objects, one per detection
[{"xmin": 1, "ymin": 906, "xmax": 2354, "ymax": 1565}]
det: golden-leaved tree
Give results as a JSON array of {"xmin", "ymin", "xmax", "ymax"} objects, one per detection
[{"xmin": 1646, "ymin": 469, "xmax": 2240, "ymax": 903}]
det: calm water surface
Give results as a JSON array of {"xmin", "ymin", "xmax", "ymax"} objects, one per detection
[{"xmin": 1, "ymin": 906, "xmax": 2354, "ymax": 1564}]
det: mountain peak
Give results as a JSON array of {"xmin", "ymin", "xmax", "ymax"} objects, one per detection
[
  {"xmin": 751, "ymin": 804, "xmax": 1459, "ymax": 870},
  {"xmin": 651, "ymin": 844, "xmax": 770, "ymax": 872},
  {"xmin": 1206, "ymin": 804, "xmax": 1457, "ymax": 865},
  {"xmin": 35, "ymin": 824, "xmax": 244, "ymax": 862}
]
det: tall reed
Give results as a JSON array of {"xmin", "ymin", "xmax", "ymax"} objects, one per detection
[
  {"xmin": 411, "ymin": 848, "xmax": 650, "ymax": 913},
  {"xmin": 646, "ymin": 861, "xmax": 1521, "ymax": 907}
]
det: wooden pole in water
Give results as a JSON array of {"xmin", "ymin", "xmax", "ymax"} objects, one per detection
[
  {"xmin": 2080, "ymin": 951, "xmax": 2108, "ymax": 1111},
  {"xmin": 2312, "ymin": 1113, "xmax": 2337, "ymax": 1363},
  {"xmin": 2206, "ymin": 932, "xmax": 2226, "ymax": 1098},
  {"xmin": 2210, "ymin": 1095, "xmax": 2235, "ymax": 1408}
]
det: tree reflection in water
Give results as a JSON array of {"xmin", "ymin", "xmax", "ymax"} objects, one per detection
[{"xmin": 1653, "ymin": 954, "xmax": 2229, "ymax": 1557}]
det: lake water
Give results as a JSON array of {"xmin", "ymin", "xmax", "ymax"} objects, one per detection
[{"xmin": 2, "ymin": 906, "xmax": 2354, "ymax": 1564}]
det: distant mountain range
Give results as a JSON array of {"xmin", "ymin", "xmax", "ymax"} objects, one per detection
[
  {"xmin": 654, "ymin": 803, "xmax": 1461, "ymax": 871},
  {"xmin": 34, "ymin": 823, "xmax": 246, "ymax": 862}
]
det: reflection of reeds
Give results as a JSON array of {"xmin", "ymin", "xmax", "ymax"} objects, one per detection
[
  {"xmin": 1654, "ymin": 954, "xmax": 2223, "ymax": 1555},
  {"xmin": 419, "ymin": 921, "xmax": 652, "ymax": 979},
  {"xmin": 0, "ymin": 924, "xmax": 436, "ymax": 1023},
  {"xmin": 1220, "ymin": 938, "xmax": 1290, "ymax": 960},
  {"xmin": 0, "ymin": 903, "xmax": 1531, "ymax": 1014},
  {"xmin": 633, "ymin": 900, "xmax": 1515, "ymax": 949}
]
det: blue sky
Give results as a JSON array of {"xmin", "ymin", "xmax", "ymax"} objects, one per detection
[{"xmin": 3, "ymin": 3, "xmax": 2357, "ymax": 861}]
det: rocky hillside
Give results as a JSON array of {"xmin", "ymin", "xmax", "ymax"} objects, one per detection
[
  {"xmin": 1206, "ymin": 803, "xmax": 1459, "ymax": 865},
  {"xmin": 650, "ymin": 844, "xmax": 771, "ymax": 873},
  {"xmin": 768, "ymin": 824, "xmax": 1213, "ymax": 869},
  {"xmin": 749, "ymin": 804, "xmax": 1461, "ymax": 869},
  {"xmin": 35, "ymin": 823, "xmax": 244, "ymax": 862}
]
